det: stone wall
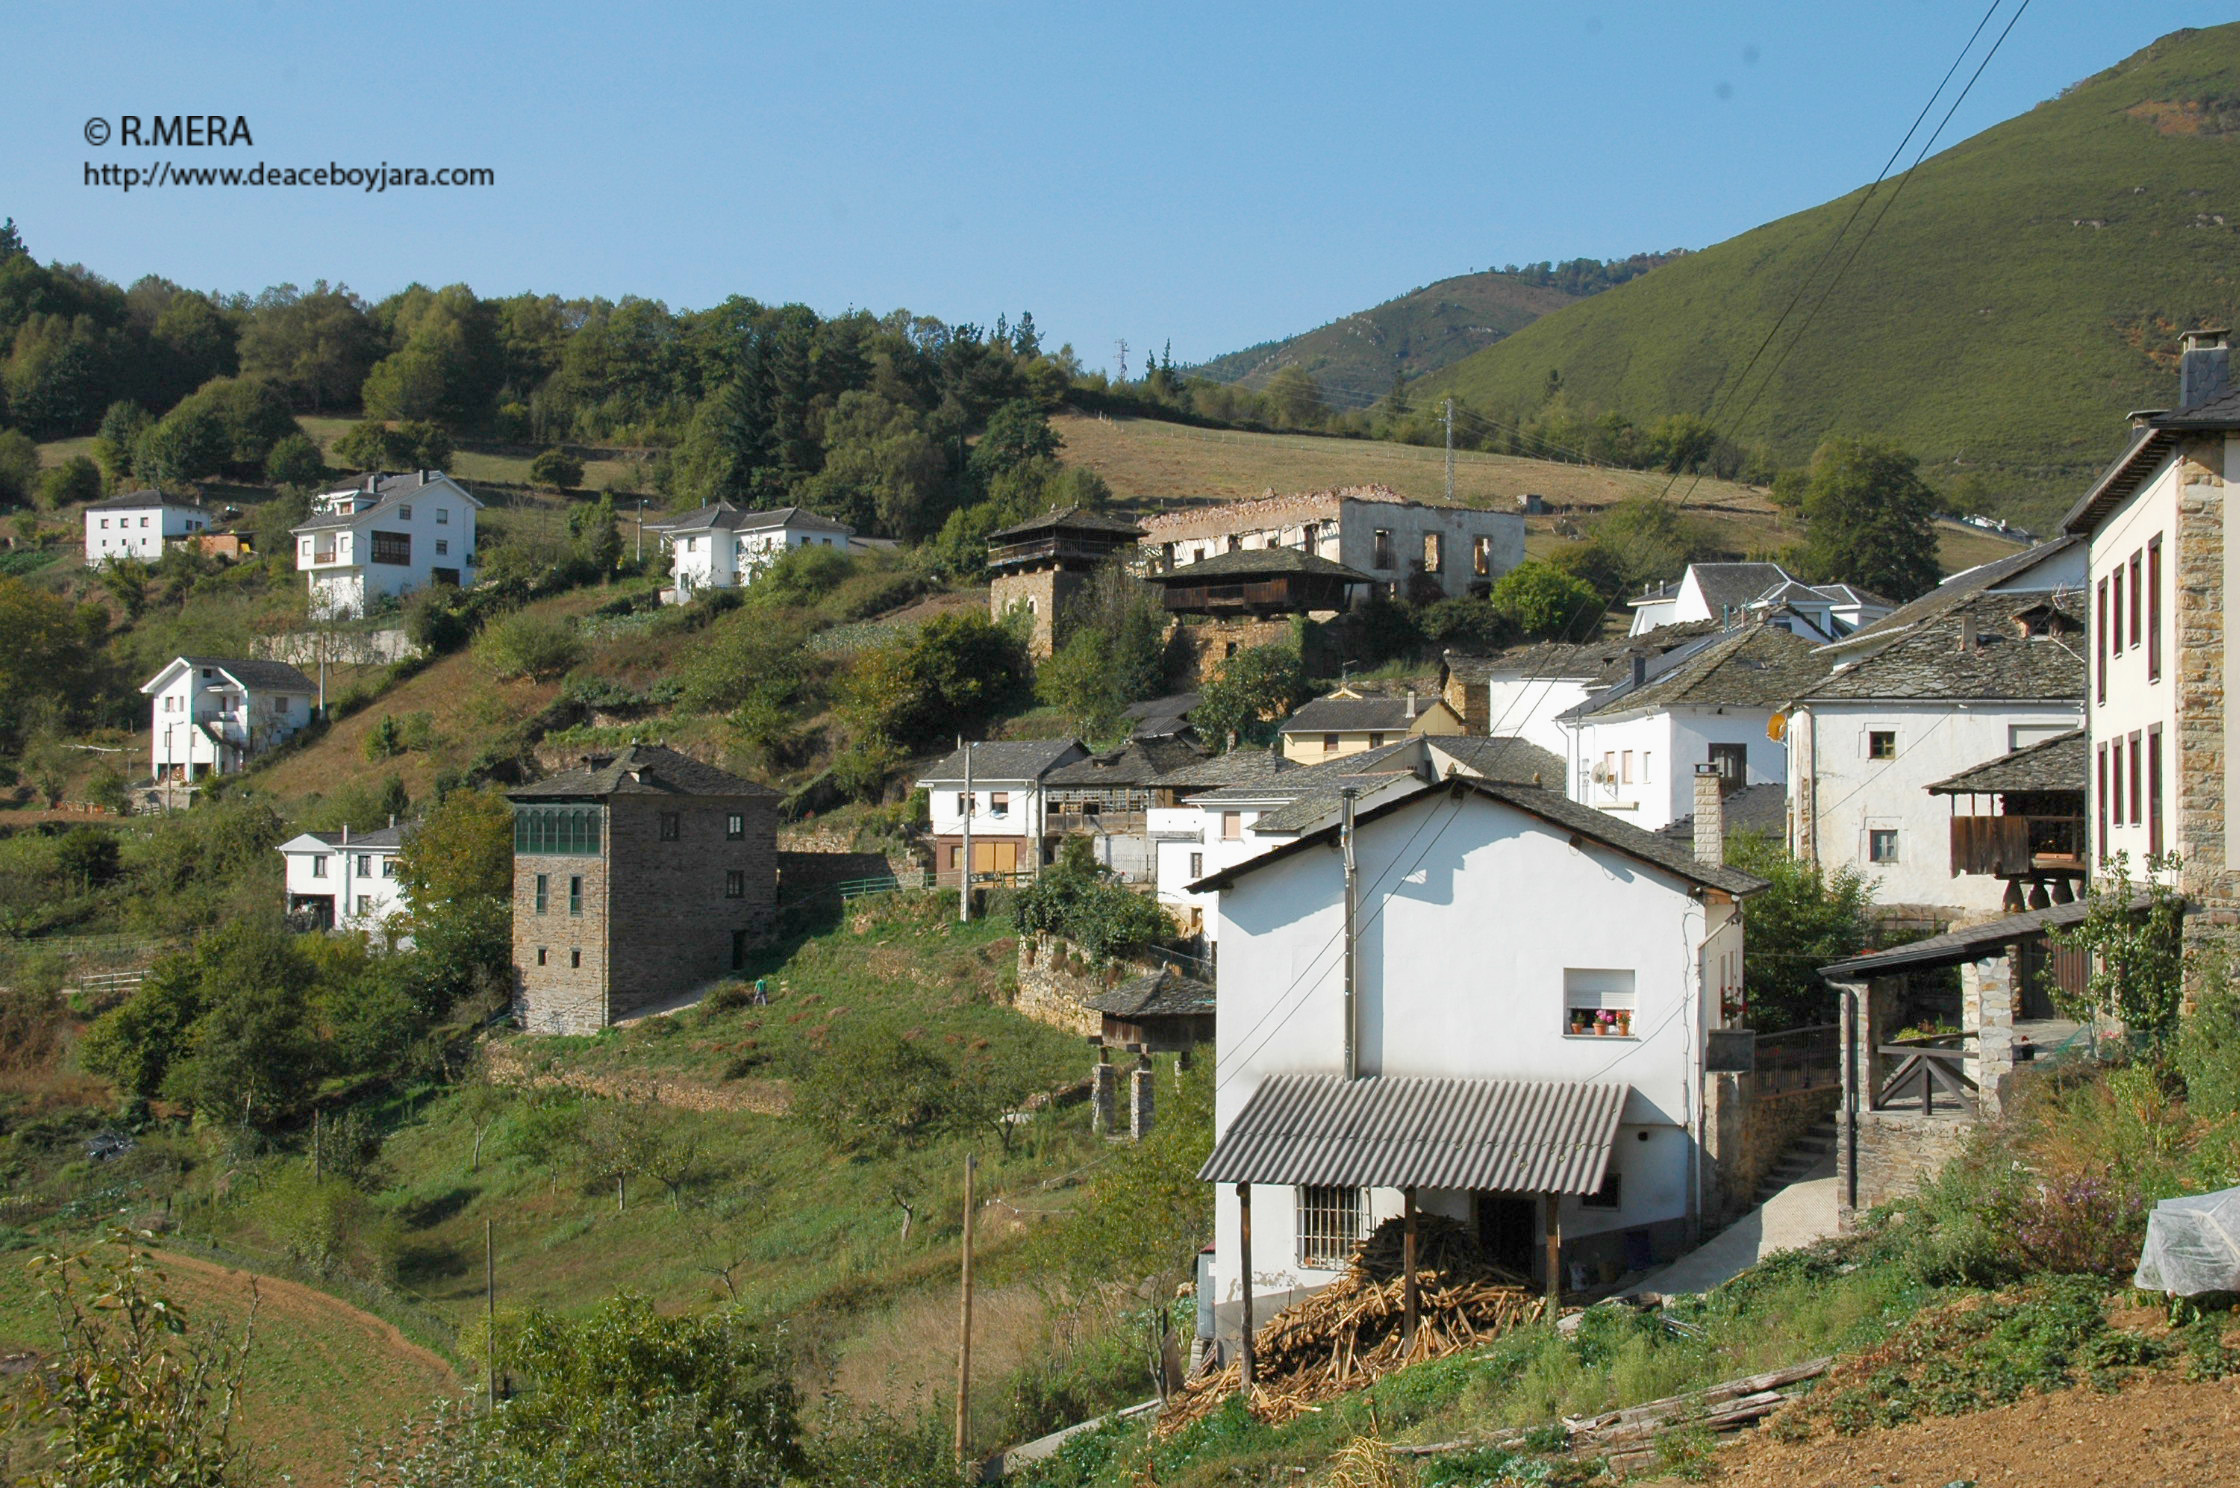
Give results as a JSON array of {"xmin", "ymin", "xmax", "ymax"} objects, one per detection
[
  {"xmin": 989, "ymin": 566, "xmax": 1090, "ymax": 659},
  {"xmin": 1016, "ymin": 931, "xmax": 1155, "ymax": 1037},
  {"xmin": 1702, "ymin": 1075, "xmax": 1841, "ymax": 1219},
  {"xmin": 776, "ymin": 849, "xmax": 896, "ymax": 903},
  {"xmin": 1841, "ymin": 1110, "xmax": 1977, "ymax": 1224},
  {"xmin": 514, "ymin": 846, "xmax": 611, "ymax": 1035},
  {"xmin": 2178, "ymin": 432, "xmax": 2239, "ymax": 990},
  {"xmin": 252, "ymin": 628, "xmax": 423, "ymax": 667},
  {"xmin": 606, "ymin": 794, "xmax": 778, "ymax": 1020}
]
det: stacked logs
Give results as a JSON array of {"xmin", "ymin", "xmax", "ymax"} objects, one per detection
[{"xmin": 1162, "ymin": 1215, "xmax": 1542, "ymax": 1431}]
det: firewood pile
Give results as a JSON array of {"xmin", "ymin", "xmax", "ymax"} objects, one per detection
[{"xmin": 1161, "ymin": 1215, "xmax": 1542, "ymax": 1431}]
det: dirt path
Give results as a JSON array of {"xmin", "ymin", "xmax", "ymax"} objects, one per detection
[
  {"xmin": 153, "ymin": 1250, "xmax": 456, "ymax": 1385},
  {"xmin": 1709, "ymin": 1373, "xmax": 2240, "ymax": 1487}
]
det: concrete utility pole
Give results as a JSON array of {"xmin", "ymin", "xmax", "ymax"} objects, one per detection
[
  {"xmin": 1443, "ymin": 398, "xmax": 1456, "ymax": 504},
  {"xmin": 1340, "ymin": 787, "xmax": 1359, "ymax": 1080},
  {"xmin": 485, "ymin": 1218, "xmax": 497, "ymax": 1414},
  {"xmin": 958, "ymin": 741, "xmax": 973, "ymax": 924},
  {"xmin": 635, "ymin": 498, "xmax": 648, "ymax": 564}
]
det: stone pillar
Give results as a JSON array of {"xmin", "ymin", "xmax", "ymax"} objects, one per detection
[
  {"xmin": 1129, "ymin": 1053, "xmax": 1155, "ymax": 1141},
  {"xmin": 1692, "ymin": 764, "xmax": 1727, "ymax": 866},
  {"xmin": 1830, "ymin": 977, "xmax": 1872, "ymax": 1229},
  {"xmin": 1962, "ymin": 950, "xmax": 2017, "ymax": 1116},
  {"xmin": 1090, "ymin": 1052, "xmax": 1116, "ymax": 1136}
]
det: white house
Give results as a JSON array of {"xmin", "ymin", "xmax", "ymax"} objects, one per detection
[
  {"xmin": 1140, "ymin": 485, "xmax": 1525, "ymax": 604},
  {"xmin": 1627, "ymin": 562, "xmax": 1892, "ymax": 638},
  {"xmin": 916, "ymin": 739, "xmax": 1088, "ymax": 883},
  {"xmin": 645, "ymin": 502, "xmax": 854, "ymax": 602},
  {"xmin": 142, "ymin": 656, "xmax": 318, "ymax": 786},
  {"xmin": 277, "ymin": 824, "xmax": 409, "ymax": 936},
  {"xmin": 84, "ymin": 489, "xmax": 211, "ymax": 567},
  {"xmin": 1192, "ymin": 770, "xmax": 1762, "ymax": 1314},
  {"xmin": 1786, "ymin": 591, "xmax": 2085, "ymax": 920},
  {"xmin": 1436, "ymin": 626, "xmax": 1724, "ymax": 755},
  {"xmin": 1560, "ymin": 622, "xmax": 1830, "ymax": 833},
  {"xmin": 2061, "ymin": 330, "xmax": 2240, "ymax": 910},
  {"xmin": 294, "ymin": 470, "xmax": 481, "ymax": 619}
]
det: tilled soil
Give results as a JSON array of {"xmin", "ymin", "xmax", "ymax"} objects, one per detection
[{"xmin": 1707, "ymin": 1373, "xmax": 2240, "ymax": 1487}]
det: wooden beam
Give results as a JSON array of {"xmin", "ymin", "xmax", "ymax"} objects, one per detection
[
  {"xmin": 1542, "ymin": 1192, "xmax": 1561, "ymax": 1303},
  {"xmin": 1236, "ymin": 1183, "xmax": 1255, "ymax": 1399},
  {"xmin": 1402, "ymin": 1188, "xmax": 1419, "ymax": 1350}
]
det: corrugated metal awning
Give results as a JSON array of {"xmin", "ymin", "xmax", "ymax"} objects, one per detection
[{"xmin": 1198, "ymin": 1074, "xmax": 1628, "ymax": 1194}]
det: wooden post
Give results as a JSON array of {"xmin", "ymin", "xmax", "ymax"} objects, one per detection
[
  {"xmin": 1402, "ymin": 1188, "xmax": 1419, "ymax": 1349},
  {"xmin": 1236, "ymin": 1183, "xmax": 1255, "ymax": 1400},
  {"xmin": 955, "ymin": 1151, "xmax": 976, "ymax": 1466},
  {"xmin": 311, "ymin": 1108, "xmax": 321, "ymax": 1182},
  {"xmin": 1542, "ymin": 1194, "xmax": 1561, "ymax": 1303},
  {"xmin": 484, "ymin": 1218, "xmax": 496, "ymax": 1414}
]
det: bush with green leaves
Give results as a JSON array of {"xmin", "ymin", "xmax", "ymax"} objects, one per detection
[
  {"xmin": 1722, "ymin": 831, "xmax": 1872, "ymax": 1030},
  {"xmin": 1193, "ymin": 642, "xmax": 1311, "ymax": 751},
  {"xmin": 1490, "ymin": 559, "xmax": 1603, "ymax": 639},
  {"xmin": 35, "ymin": 454, "xmax": 102, "ymax": 511},
  {"xmin": 331, "ymin": 419, "xmax": 452, "ymax": 473},
  {"xmin": 1012, "ymin": 838, "xmax": 1174, "ymax": 960},
  {"xmin": 477, "ymin": 608, "xmax": 582, "ymax": 681},
  {"xmin": 529, "ymin": 447, "xmax": 586, "ymax": 490},
  {"xmin": 0, "ymin": 428, "xmax": 43, "ymax": 506},
  {"xmin": 263, "ymin": 431, "xmax": 328, "ymax": 492},
  {"xmin": 2047, "ymin": 851, "xmax": 2186, "ymax": 1040}
]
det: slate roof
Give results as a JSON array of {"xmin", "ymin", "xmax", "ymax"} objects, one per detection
[
  {"xmin": 1429, "ymin": 735, "xmax": 1566, "ymax": 787},
  {"xmin": 1083, "ymin": 965, "xmax": 1216, "ymax": 1021},
  {"xmin": 917, "ymin": 738, "xmax": 1087, "ymax": 785},
  {"xmin": 1044, "ymin": 737, "xmax": 1206, "ymax": 788},
  {"xmin": 290, "ymin": 825, "xmax": 407, "ymax": 851},
  {"xmin": 1580, "ymin": 623, "xmax": 1830, "ymax": 719},
  {"xmin": 1151, "ymin": 548, "xmax": 1372, "ymax": 582},
  {"xmin": 1280, "ymin": 694, "xmax": 1453, "ymax": 736},
  {"xmin": 87, "ymin": 488, "xmax": 197, "ymax": 511},
  {"xmin": 1190, "ymin": 774, "xmax": 1769, "ymax": 898},
  {"xmin": 1684, "ymin": 562, "xmax": 1798, "ymax": 615},
  {"xmin": 985, "ymin": 506, "xmax": 1146, "ymax": 541},
  {"xmin": 1656, "ymin": 782, "xmax": 1788, "ymax": 849},
  {"xmin": 508, "ymin": 743, "xmax": 777, "ymax": 799},
  {"xmin": 1826, "ymin": 538, "xmax": 2083, "ymax": 653},
  {"xmin": 1250, "ymin": 769, "xmax": 1436, "ymax": 834},
  {"xmin": 1798, "ymin": 593, "xmax": 2085, "ymax": 703},
  {"xmin": 1927, "ymin": 729, "xmax": 2087, "ymax": 796},
  {"xmin": 1149, "ymin": 747, "xmax": 1295, "ymax": 791},
  {"xmin": 1125, "ymin": 692, "xmax": 1200, "ymax": 738},
  {"xmin": 1818, "ymin": 893, "xmax": 2155, "ymax": 979},
  {"xmin": 149, "ymin": 656, "xmax": 317, "ymax": 693},
  {"xmin": 645, "ymin": 501, "xmax": 851, "ymax": 535},
  {"xmin": 1185, "ymin": 740, "xmax": 1421, "ymax": 805},
  {"xmin": 2061, "ymin": 371, "xmax": 2240, "ymax": 532},
  {"xmin": 1441, "ymin": 623, "xmax": 1725, "ymax": 687},
  {"xmin": 294, "ymin": 470, "xmax": 478, "ymax": 533}
]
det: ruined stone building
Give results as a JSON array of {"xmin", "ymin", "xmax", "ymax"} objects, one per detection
[{"xmin": 1139, "ymin": 485, "xmax": 1524, "ymax": 605}]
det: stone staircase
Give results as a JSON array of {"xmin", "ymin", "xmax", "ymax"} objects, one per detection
[{"xmin": 1753, "ymin": 1114, "xmax": 1837, "ymax": 1207}]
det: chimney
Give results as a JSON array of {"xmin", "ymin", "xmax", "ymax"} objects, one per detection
[
  {"xmin": 1630, "ymin": 654, "xmax": 1647, "ymax": 687},
  {"xmin": 1692, "ymin": 764, "xmax": 1726, "ymax": 868},
  {"xmin": 2181, "ymin": 328, "xmax": 2231, "ymax": 410},
  {"xmin": 1404, "ymin": 690, "xmax": 1418, "ymax": 720},
  {"xmin": 341, "ymin": 823, "xmax": 349, "ymax": 846},
  {"xmin": 1959, "ymin": 613, "xmax": 1977, "ymax": 652}
]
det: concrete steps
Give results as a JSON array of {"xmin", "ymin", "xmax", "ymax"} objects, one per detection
[{"xmin": 1753, "ymin": 1115, "xmax": 1837, "ymax": 1207}]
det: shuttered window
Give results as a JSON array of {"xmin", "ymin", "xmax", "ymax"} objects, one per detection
[{"xmin": 515, "ymin": 804, "xmax": 604, "ymax": 856}]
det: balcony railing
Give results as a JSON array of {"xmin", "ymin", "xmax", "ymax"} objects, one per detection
[
  {"xmin": 1871, "ymin": 1032, "xmax": 1978, "ymax": 1114},
  {"xmin": 1948, "ymin": 814, "xmax": 2085, "ymax": 877}
]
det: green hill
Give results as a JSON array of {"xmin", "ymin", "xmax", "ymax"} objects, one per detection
[{"xmin": 1415, "ymin": 23, "xmax": 2240, "ymax": 528}]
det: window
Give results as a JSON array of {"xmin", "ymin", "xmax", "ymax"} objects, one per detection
[
  {"xmin": 1565, "ymin": 969, "xmax": 1636, "ymax": 1038},
  {"xmin": 2130, "ymin": 551, "xmax": 2144, "ymax": 649},
  {"xmin": 436, "ymin": 506, "xmax": 449, "ymax": 524},
  {"xmin": 2148, "ymin": 535, "xmax": 2164, "ymax": 682},
  {"xmin": 1372, "ymin": 529, "xmax": 1393, "ymax": 569},
  {"xmin": 989, "ymin": 792, "xmax": 1010, "ymax": 819},
  {"xmin": 311, "ymin": 856, "xmax": 327, "ymax": 878},
  {"xmin": 1621, "ymin": 750, "xmax": 1634, "ymax": 784},
  {"xmin": 1296, "ymin": 1185, "xmax": 1365, "ymax": 1269},
  {"xmin": 1367, "ymin": 733, "xmax": 1385, "ymax": 749},
  {"xmin": 1227, "ymin": 534, "xmax": 1242, "ymax": 553},
  {"xmin": 1641, "ymin": 751, "xmax": 1653, "ymax": 784},
  {"xmin": 369, "ymin": 529, "xmax": 411, "ymax": 566},
  {"xmin": 955, "ymin": 792, "xmax": 970, "ymax": 818},
  {"xmin": 399, "ymin": 504, "xmax": 413, "ymax": 519},
  {"xmin": 1581, "ymin": 1171, "xmax": 1622, "ymax": 1210},
  {"xmin": 570, "ymin": 948, "xmax": 582, "ymax": 969},
  {"xmin": 726, "ymin": 813, "xmax": 744, "ymax": 840},
  {"xmin": 2130, "ymin": 732, "xmax": 2143, "ymax": 826},
  {"xmin": 1708, "ymin": 742, "xmax": 1747, "ymax": 783},
  {"xmin": 357, "ymin": 853, "xmax": 372, "ymax": 876},
  {"xmin": 659, "ymin": 812, "xmax": 681, "ymax": 841},
  {"xmin": 1188, "ymin": 851, "xmax": 1203, "ymax": 878},
  {"xmin": 2097, "ymin": 578, "xmax": 2108, "ymax": 703},
  {"xmin": 98, "ymin": 518, "xmax": 107, "ymax": 529},
  {"xmin": 2098, "ymin": 742, "xmax": 2110, "ymax": 848},
  {"xmin": 1220, "ymin": 811, "xmax": 1242, "ymax": 841},
  {"xmin": 514, "ymin": 804, "xmax": 604, "ymax": 855},
  {"xmin": 1869, "ymin": 828, "xmax": 1899, "ymax": 864},
  {"xmin": 1323, "ymin": 733, "xmax": 1340, "ymax": 754},
  {"xmin": 1422, "ymin": 532, "xmax": 1443, "ymax": 573},
  {"xmin": 1473, "ymin": 535, "xmax": 1491, "ymax": 577},
  {"xmin": 2149, "ymin": 726, "xmax": 2165, "ymax": 856},
  {"xmin": 568, "ymin": 876, "xmax": 584, "ymax": 915},
  {"xmin": 725, "ymin": 870, "xmax": 746, "ymax": 898},
  {"xmin": 536, "ymin": 947, "xmax": 547, "ymax": 966},
  {"xmin": 2111, "ymin": 566, "xmax": 2124, "ymax": 654},
  {"xmin": 1866, "ymin": 730, "xmax": 1897, "ymax": 761},
  {"xmin": 435, "ymin": 539, "xmax": 448, "ymax": 556},
  {"xmin": 139, "ymin": 516, "xmax": 149, "ymax": 528},
  {"xmin": 534, "ymin": 873, "xmax": 548, "ymax": 913}
]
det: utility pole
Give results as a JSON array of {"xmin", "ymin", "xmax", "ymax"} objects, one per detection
[
  {"xmin": 635, "ymin": 498, "xmax": 647, "ymax": 564},
  {"xmin": 955, "ymin": 1151, "xmax": 977, "ymax": 1466},
  {"xmin": 1442, "ymin": 398, "xmax": 1456, "ymax": 505},
  {"xmin": 1341, "ymin": 787, "xmax": 1359, "ymax": 1080},
  {"xmin": 958, "ymin": 741, "xmax": 973, "ymax": 924},
  {"xmin": 485, "ymin": 1218, "xmax": 497, "ymax": 1415}
]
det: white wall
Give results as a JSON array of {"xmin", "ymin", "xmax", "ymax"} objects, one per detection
[
  {"xmin": 1793, "ymin": 698, "xmax": 2084, "ymax": 916},
  {"xmin": 86, "ymin": 504, "xmax": 205, "ymax": 566},
  {"xmin": 670, "ymin": 522, "xmax": 849, "ymax": 598},
  {"xmin": 925, "ymin": 780, "xmax": 1044, "ymax": 841},
  {"xmin": 1569, "ymin": 708, "xmax": 1785, "ymax": 832},
  {"xmin": 299, "ymin": 481, "xmax": 476, "ymax": 619},
  {"xmin": 1151, "ymin": 498, "xmax": 1524, "ymax": 600},
  {"xmin": 149, "ymin": 665, "xmax": 312, "ymax": 779},
  {"xmin": 1206, "ymin": 790, "xmax": 1723, "ymax": 1300},
  {"xmin": 1152, "ymin": 801, "xmax": 1283, "ymax": 944},
  {"xmin": 282, "ymin": 844, "xmax": 407, "ymax": 933},
  {"xmin": 2085, "ymin": 448, "xmax": 2187, "ymax": 880},
  {"xmin": 1482, "ymin": 674, "xmax": 1592, "ymax": 756}
]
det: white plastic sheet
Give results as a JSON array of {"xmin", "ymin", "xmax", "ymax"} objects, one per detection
[{"xmin": 2133, "ymin": 1187, "xmax": 2240, "ymax": 1295}]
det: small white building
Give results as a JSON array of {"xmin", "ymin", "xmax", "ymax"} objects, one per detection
[
  {"xmin": 1627, "ymin": 563, "xmax": 1892, "ymax": 639},
  {"xmin": 1193, "ymin": 770, "xmax": 1762, "ymax": 1312},
  {"xmin": 1276, "ymin": 689, "xmax": 1463, "ymax": 764},
  {"xmin": 277, "ymin": 824, "xmax": 409, "ymax": 936},
  {"xmin": 1140, "ymin": 485, "xmax": 1524, "ymax": 604},
  {"xmin": 1560, "ymin": 622, "xmax": 1830, "ymax": 833},
  {"xmin": 294, "ymin": 470, "xmax": 481, "ymax": 620},
  {"xmin": 645, "ymin": 502, "xmax": 854, "ymax": 602},
  {"xmin": 916, "ymin": 739, "xmax": 1088, "ymax": 883},
  {"xmin": 1438, "ymin": 626, "xmax": 1723, "ymax": 755},
  {"xmin": 84, "ymin": 489, "xmax": 211, "ymax": 567},
  {"xmin": 142, "ymin": 656, "xmax": 318, "ymax": 786},
  {"xmin": 1787, "ymin": 592, "xmax": 2085, "ymax": 920}
]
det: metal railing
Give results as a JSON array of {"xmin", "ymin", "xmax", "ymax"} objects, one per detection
[{"xmin": 1751, "ymin": 1023, "xmax": 1841, "ymax": 1092}]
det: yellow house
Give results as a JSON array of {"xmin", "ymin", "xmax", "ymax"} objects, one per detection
[{"xmin": 1277, "ymin": 689, "xmax": 1464, "ymax": 764}]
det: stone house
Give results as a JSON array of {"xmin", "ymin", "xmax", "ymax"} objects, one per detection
[
  {"xmin": 984, "ymin": 507, "xmax": 1146, "ymax": 658},
  {"xmin": 1140, "ymin": 485, "xmax": 1523, "ymax": 604},
  {"xmin": 294, "ymin": 470, "xmax": 480, "ymax": 619},
  {"xmin": 509, "ymin": 745, "xmax": 779, "ymax": 1034}
]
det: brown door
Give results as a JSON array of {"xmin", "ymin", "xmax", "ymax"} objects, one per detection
[{"xmin": 971, "ymin": 840, "xmax": 1019, "ymax": 878}]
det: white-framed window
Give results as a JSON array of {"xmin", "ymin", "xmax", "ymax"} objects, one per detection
[
  {"xmin": 1866, "ymin": 729, "xmax": 1897, "ymax": 761},
  {"xmin": 989, "ymin": 791, "xmax": 1010, "ymax": 818},
  {"xmin": 1564, "ymin": 968, "xmax": 1636, "ymax": 1038},
  {"xmin": 1296, "ymin": 1185, "xmax": 1366, "ymax": 1269},
  {"xmin": 436, "ymin": 507, "xmax": 450, "ymax": 524},
  {"xmin": 310, "ymin": 856, "xmax": 327, "ymax": 878},
  {"xmin": 357, "ymin": 854, "xmax": 373, "ymax": 875},
  {"xmin": 399, "ymin": 505, "xmax": 413, "ymax": 519}
]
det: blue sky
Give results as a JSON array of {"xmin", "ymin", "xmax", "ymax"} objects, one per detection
[{"xmin": 2, "ymin": 3, "xmax": 2229, "ymax": 369}]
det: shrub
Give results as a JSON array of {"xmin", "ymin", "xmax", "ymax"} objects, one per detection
[
  {"xmin": 1013, "ymin": 838, "xmax": 1172, "ymax": 959},
  {"xmin": 478, "ymin": 608, "xmax": 582, "ymax": 681},
  {"xmin": 263, "ymin": 431, "xmax": 329, "ymax": 492},
  {"xmin": 35, "ymin": 454, "xmax": 102, "ymax": 511},
  {"xmin": 529, "ymin": 447, "xmax": 586, "ymax": 490}
]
